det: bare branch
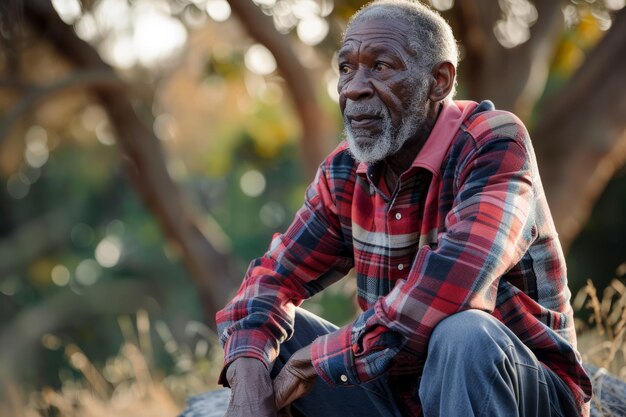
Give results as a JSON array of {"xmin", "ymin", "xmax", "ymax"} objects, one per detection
[
  {"xmin": 533, "ymin": 7, "xmax": 626, "ymax": 251},
  {"xmin": 21, "ymin": 0, "xmax": 240, "ymax": 326},
  {"xmin": 453, "ymin": 0, "xmax": 562, "ymax": 117},
  {"xmin": 227, "ymin": 0, "xmax": 336, "ymax": 179},
  {"xmin": 0, "ymin": 69, "xmax": 120, "ymax": 144}
]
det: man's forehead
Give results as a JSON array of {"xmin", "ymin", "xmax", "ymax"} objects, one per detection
[
  {"xmin": 341, "ymin": 17, "xmax": 412, "ymax": 50},
  {"xmin": 342, "ymin": 17, "xmax": 409, "ymax": 47}
]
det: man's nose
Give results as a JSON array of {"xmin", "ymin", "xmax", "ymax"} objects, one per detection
[{"xmin": 341, "ymin": 70, "xmax": 373, "ymax": 101}]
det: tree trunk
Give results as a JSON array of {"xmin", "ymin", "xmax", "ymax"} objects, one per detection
[
  {"xmin": 532, "ymin": 7, "xmax": 626, "ymax": 251},
  {"xmin": 227, "ymin": 0, "xmax": 337, "ymax": 180},
  {"xmin": 21, "ymin": 0, "xmax": 240, "ymax": 327},
  {"xmin": 451, "ymin": 0, "xmax": 563, "ymax": 118}
]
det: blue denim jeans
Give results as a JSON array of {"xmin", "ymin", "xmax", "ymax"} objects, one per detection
[{"xmin": 272, "ymin": 308, "xmax": 577, "ymax": 417}]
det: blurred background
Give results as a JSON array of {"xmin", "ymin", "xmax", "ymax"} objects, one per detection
[{"xmin": 0, "ymin": 0, "xmax": 624, "ymax": 415}]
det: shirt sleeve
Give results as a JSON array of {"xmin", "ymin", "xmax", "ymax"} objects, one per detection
[
  {"xmin": 311, "ymin": 133, "xmax": 537, "ymax": 386},
  {"xmin": 215, "ymin": 162, "xmax": 353, "ymax": 385}
]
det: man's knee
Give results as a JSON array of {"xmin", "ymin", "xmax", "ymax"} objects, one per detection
[{"xmin": 430, "ymin": 309, "xmax": 500, "ymax": 348}]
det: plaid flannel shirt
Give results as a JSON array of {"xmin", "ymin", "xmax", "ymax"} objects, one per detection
[{"xmin": 216, "ymin": 100, "xmax": 592, "ymax": 416}]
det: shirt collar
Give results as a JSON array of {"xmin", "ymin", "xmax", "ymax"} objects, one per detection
[{"xmin": 356, "ymin": 100, "xmax": 478, "ymax": 177}]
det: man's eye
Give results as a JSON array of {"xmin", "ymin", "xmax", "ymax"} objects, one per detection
[{"xmin": 374, "ymin": 62, "xmax": 388, "ymax": 72}]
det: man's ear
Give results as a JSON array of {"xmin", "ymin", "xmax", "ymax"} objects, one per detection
[{"xmin": 428, "ymin": 61, "xmax": 455, "ymax": 102}]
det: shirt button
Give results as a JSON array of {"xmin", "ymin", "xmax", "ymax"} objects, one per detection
[
  {"xmin": 395, "ymin": 212, "xmax": 402, "ymax": 220},
  {"xmin": 340, "ymin": 374, "xmax": 348, "ymax": 383},
  {"xmin": 398, "ymin": 264, "xmax": 404, "ymax": 271}
]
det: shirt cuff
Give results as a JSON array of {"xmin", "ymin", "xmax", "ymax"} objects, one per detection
[
  {"xmin": 310, "ymin": 323, "xmax": 358, "ymax": 386},
  {"xmin": 218, "ymin": 328, "xmax": 279, "ymax": 386}
]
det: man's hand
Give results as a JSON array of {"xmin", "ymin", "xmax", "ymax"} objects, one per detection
[
  {"xmin": 273, "ymin": 345, "xmax": 317, "ymax": 411},
  {"xmin": 225, "ymin": 357, "xmax": 276, "ymax": 417}
]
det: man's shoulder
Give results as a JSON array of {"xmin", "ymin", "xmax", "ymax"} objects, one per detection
[{"xmin": 461, "ymin": 101, "xmax": 529, "ymax": 147}]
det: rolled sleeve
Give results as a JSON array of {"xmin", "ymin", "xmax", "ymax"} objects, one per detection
[
  {"xmin": 215, "ymin": 152, "xmax": 353, "ymax": 388},
  {"xmin": 217, "ymin": 327, "xmax": 279, "ymax": 385},
  {"xmin": 310, "ymin": 324, "xmax": 357, "ymax": 386}
]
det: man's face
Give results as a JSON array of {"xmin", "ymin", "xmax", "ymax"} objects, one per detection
[{"xmin": 338, "ymin": 16, "xmax": 431, "ymax": 164}]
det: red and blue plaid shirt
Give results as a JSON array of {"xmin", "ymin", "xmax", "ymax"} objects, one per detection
[{"xmin": 217, "ymin": 100, "xmax": 592, "ymax": 416}]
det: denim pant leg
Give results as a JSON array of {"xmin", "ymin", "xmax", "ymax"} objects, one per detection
[
  {"xmin": 418, "ymin": 310, "xmax": 577, "ymax": 417},
  {"xmin": 272, "ymin": 307, "xmax": 403, "ymax": 417}
]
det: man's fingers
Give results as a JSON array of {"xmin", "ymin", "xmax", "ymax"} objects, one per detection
[
  {"xmin": 273, "ymin": 369, "xmax": 295, "ymax": 410},
  {"xmin": 273, "ymin": 367, "xmax": 316, "ymax": 410},
  {"xmin": 273, "ymin": 346, "xmax": 317, "ymax": 410},
  {"xmin": 274, "ymin": 369, "xmax": 303, "ymax": 410}
]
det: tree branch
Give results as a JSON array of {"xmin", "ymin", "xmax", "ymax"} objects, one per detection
[
  {"xmin": 0, "ymin": 69, "xmax": 120, "ymax": 144},
  {"xmin": 227, "ymin": 0, "xmax": 336, "ymax": 179},
  {"xmin": 21, "ymin": 0, "xmax": 240, "ymax": 326},
  {"xmin": 453, "ymin": 0, "xmax": 562, "ymax": 117},
  {"xmin": 532, "ymin": 7, "xmax": 626, "ymax": 251}
]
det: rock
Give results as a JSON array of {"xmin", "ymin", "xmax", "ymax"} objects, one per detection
[
  {"xmin": 180, "ymin": 365, "xmax": 626, "ymax": 417},
  {"xmin": 180, "ymin": 388, "xmax": 230, "ymax": 417},
  {"xmin": 586, "ymin": 365, "xmax": 626, "ymax": 417}
]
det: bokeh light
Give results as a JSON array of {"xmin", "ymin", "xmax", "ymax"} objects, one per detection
[
  {"xmin": 240, "ymin": 170, "xmax": 266, "ymax": 197},
  {"xmin": 74, "ymin": 12, "xmax": 98, "ymax": 41},
  {"xmin": 75, "ymin": 259, "xmax": 101, "ymax": 286},
  {"xmin": 254, "ymin": 0, "xmax": 278, "ymax": 8},
  {"xmin": 106, "ymin": 219, "xmax": 126, "ymax": 236},
  {"xmin": 0, "ymin": 276, "xmax": 20, "ymax": 296},
  {"xmin": 206, "ymin": 0, "xmax": 232, "ymax": 22},
  {"xmin": 430, "ymin": 0, "xmax": 454, "ymax": 12},
  {"xmin": 24, "ymin": 126, "xmax": 49, "ymax": 168},
  {"xmin": 95, "ymin": 236, "xmax": 122, "ymax": 268},
  {"xmin": 493, "ymin": 0, "xmax": 537, "ymax": 48},
  {"xmin": 51, "ymin": 0, "xmax": 82, "ymax": 24},
  {"xmin": 259, "ymin": 201, "xmax": 286, "ymax": 228},
  {"xmin": 41, "ymin": 334, "xmax": 62, "ymax": 350},
  {"xmin": 325, "ymin": 69, "xmax": 339, "ymax": 103},
  {"xmin": 244, "ymin": 44, "xmax": 277, "ymax": 75},
  {"xmin": 95, "ymin": 120, "xmax": 116, "ymax": 146},
  {"xmin": 133, "ymin": 3, "xmax": 187, "ymax": 66},
  {"xmin": 93, "ymin": 0, "xmax": 187, "ymax": 68},
  {"xmin": 605, "ymin": 0, "xmax": 625, "ymax": 10},
  {"xmin": 51, "ymin": 265, "xmax": 71, "ymax": 287},
  {"xmin": 93, "ymin": 0, "xmax": 131, "ymax": 33},
  {"xmin": 153, "ymin": 114, "xmax": 179, "ymax": 142},
  {"xmin": 297, "ymin": 15, "xmax": 329, "ymax": 46},
  {"xmin": 6, "ymin": 174, "xmax": 30, "ymax": 199}
]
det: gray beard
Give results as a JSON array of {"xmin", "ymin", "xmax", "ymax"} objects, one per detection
[{"xmin": 344, "ymin": 80, "xmax": 429, "ymax": 165}]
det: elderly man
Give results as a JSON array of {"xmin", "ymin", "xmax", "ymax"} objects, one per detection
[{"xmin": 216, "ymin": 1, "xmax": 592, "ymax": 416}]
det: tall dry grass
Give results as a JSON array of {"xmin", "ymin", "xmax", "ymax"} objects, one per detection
[
  {"xmin": 4, "ymin": 267, "xmax": 626, "ymax": 417},
  {"xmin": 575, "ymin": 272, "xmax": 626, "ymax": 380},
  {"xmin": 2, "ymin": 310, "xmax": 223, "ymax": 417}
]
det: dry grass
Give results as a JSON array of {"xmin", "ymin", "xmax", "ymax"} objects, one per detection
[
  {"xmin": 2, "ymin": 310, "xmax": 223, "ymax": 417},
  {"xmin": 4, "ymin": 268, "xmax": 626, "ymax": 417},
  {"xmin": 575, "ymin": 273, "xmax": 626, "ymax": 380}
]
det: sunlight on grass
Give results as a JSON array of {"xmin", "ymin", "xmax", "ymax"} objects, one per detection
[
  {"xmin": 2, "ymin": 310, "xmax": 223, "ymax": 417},
  {"xmin": 575, "ymin": 277, "xmax": 626, "ymax": 380},
  {"xmin": 4, "ymin": 272, "xmax": 626, "ymax": 417}
]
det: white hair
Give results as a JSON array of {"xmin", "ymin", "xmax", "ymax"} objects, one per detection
[{"xmin": 346, "ymin": 0, "xmax": 459, "ymax": 99}]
